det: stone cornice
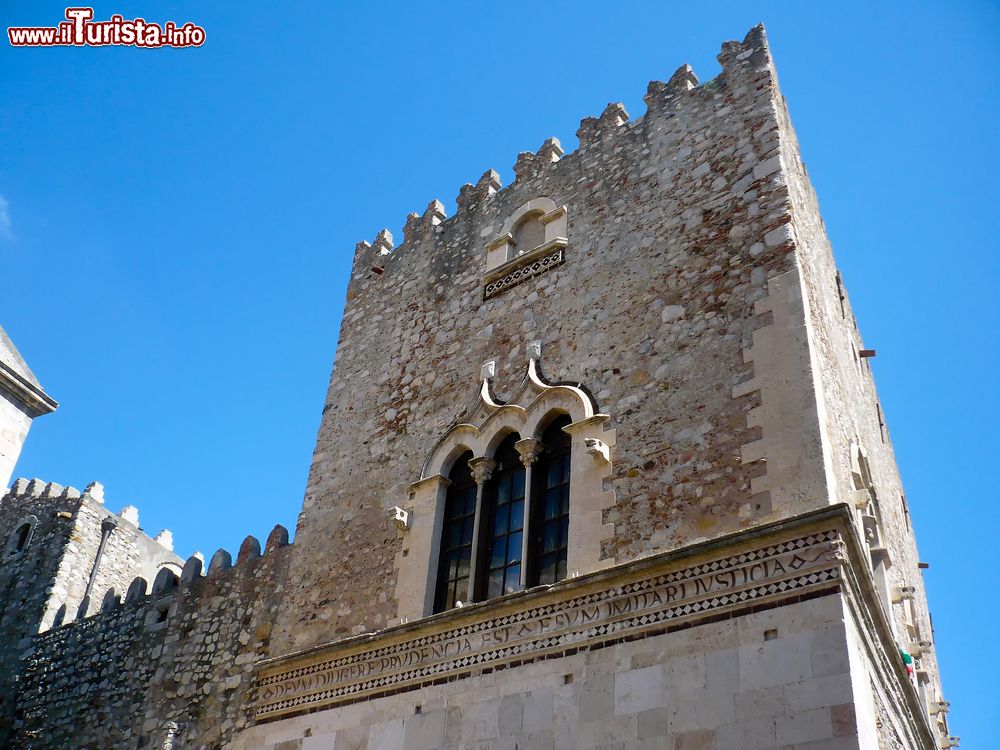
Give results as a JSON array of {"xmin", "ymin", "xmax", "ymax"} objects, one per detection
[
  {"xmin": 255, "ymin": 505, "xmax": 855, "ymax": 722},
  {"xmin": 482, "ymin": 237, "xmax": 568, "ymax": 288},
  {"xmin": 0, "ymin": 360, "xmax": 57, "ymax": 417},
  {"xmin": 836, "ymin": 508, "xmax": 938, "ymax": 749}
]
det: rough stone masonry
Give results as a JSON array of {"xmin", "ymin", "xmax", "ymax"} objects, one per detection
[{"xmin": 0, "ymin": 24, "xmax": 953, "ymax": 750}]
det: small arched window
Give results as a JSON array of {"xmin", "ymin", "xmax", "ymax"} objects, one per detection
[
  {"xmin": 511, "ymin": 212, "xmax": 546, "ymax": 259},
  {"xmin": 531, "ymin": 415, "xmax": 572, "ymax": 586},
  {"xmin": 14, "ymin": 523, "xmax": 31, "ymax": 552},
  {"xmin": 433, "ymin": 451, "xmax": 477, "ymax": 613},
  {"xmin": 479, "ymin": 434, "xmax": 526, "ymax": 601},
  {"xmin": 5, "ymin": 518, "xmax": 36, "ymax": 557}
]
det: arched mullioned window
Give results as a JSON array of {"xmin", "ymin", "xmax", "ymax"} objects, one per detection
[
  {"xmin": 479, "ymin": 434, "xmax": 526, "ymax": 601},
  {"xmin": 433, "ymin": 452, "xmax": 477, "ymax": 613},
  {"xmin": 431, "ymin": 415, "xmax": 578, "ymax": 611},
  {"xmin": 410, "ymin": 356, "xmax": 613, "ymax": 620},
  {"xmin": 532, "ymin": 415, "xmax": 572, "ymax": 586}
]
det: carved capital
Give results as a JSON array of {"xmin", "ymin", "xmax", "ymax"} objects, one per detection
[
  {"xmin": 468, "ymin": 457, "xmax": 497, "ymax": 485},
  {"xmin": 514, "ymin": 438, "xmax": 544, "ymax": 466}
]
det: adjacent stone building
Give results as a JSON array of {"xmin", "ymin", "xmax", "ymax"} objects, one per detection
[{"xmin": 0, "ymin": 25, "xmax": 954, "ymax": 750}]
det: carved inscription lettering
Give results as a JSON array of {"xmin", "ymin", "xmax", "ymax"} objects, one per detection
[{"xmin": 256, "ymin": 530, "xmax": 842, "ymax": 718}]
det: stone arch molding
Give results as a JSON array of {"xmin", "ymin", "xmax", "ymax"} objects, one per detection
[
  {"xmin": 499, "ymin": 197, "xmax": 560, "ymax": 238},
  {"xmin": 484, "ymin": 197, "xmax": 568, "ymax": 275},
  {"xmin": 422, "ymin": 357, "xmax": 601, "ymax": 479},
  {"xmin": 395, "ymin": 354, "xmax": 619, "ymax": 623}
]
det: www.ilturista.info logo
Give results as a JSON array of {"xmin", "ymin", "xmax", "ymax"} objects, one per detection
[{"xmin": 8, "ymin": 7, "xmax": 205, "ymax": 48}]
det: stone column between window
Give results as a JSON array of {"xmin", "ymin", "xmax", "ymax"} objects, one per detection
[
  {"xmin": 514, "ymin": 437, "xmax": 543, "ymax": 589},
  {"xmin": 466, "ymin": 457, "xmax": 497, "ymax": 604}
]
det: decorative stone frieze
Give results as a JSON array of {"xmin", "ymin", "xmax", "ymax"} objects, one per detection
[
  {"xmin": 256, "ymin": 510, "xmax": 847, "ymax": 721},
  {"xmin": 483, "ymin": 243, "xmax": 566, "ymax": 300}
]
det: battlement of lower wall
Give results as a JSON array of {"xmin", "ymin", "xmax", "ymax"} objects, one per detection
[
  {"xmin": 0, "ymin": 475, "xmax": 296, "ymax": 747},
  {"xmin": 6, "ymin": 498, "xmax": 294, "ymax": 747}
]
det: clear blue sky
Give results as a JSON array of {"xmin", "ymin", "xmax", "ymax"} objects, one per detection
[{"xmin": 2, "ymin": 1, "xmax": 996, "ymax": 742}]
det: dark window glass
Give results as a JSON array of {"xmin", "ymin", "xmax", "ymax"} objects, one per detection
[
  {"xmin": 479, "ymin": 434, "xmax": 526, "ymax": 600},
  {"xmin": 14, "ymin": 523, "xmax": 31, "ymax": 552},
  {"xmin": 433, "ymin": 452, "xmax": 477, "ymax": 613},
  {"xmin": 532, "ymin": 415, "xmax": 572, "ymax": 585}
]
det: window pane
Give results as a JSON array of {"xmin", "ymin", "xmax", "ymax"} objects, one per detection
[
  {"xmin": 546, "ymin": 462, "xmax": 561, "ymax": 488},
  {"xmin": 461, "ymin": 487, "xmax": 475, "ymax": 516},
  {"xmin": 543, "ymin": 521, "xmax": 559, "ymax": 553},
  {"xmin": 457, "ymin": 549, "xmax": 470, "ymax": 580},
  {"xmin": 539, "ymin": 554, "xmax": 556, "ymax": 585},
  {"xmin": 488, "ymin": 567, "xmax": 503, "ymax": 599},
  {"xmin": 507, "ymin": 532, "xmax": 522, "ymax": 564},
  {"xmin": 497, "ymin": 478, "xmax": 510, "ymax": 504},
  {"xmin": 544, "ymin": 490, "xmax": 561, "ymax": 520},
  {"xmin": 493, "ymin": 504, "xmax": 509, "ymax": 535},
  {"xmin": 490, "ymin": 536, "xmax": 507, "ymax": 569},
  {"xmin": 513, "ymin": 470, "xmax": 525, "ymax": 499},
  {"xmin": 509, "ymin": 500, "xmax": 524, "ymax": 533},
  {"xmin": 505, "ymin": 565, "xmax": 521, "ymax": 594},
  {"xmin": 462, "ymin": 518, "xmax": 474, "ymax": 545}
]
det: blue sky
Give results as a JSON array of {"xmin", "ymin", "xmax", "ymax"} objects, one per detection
[{"xmin": 2, "ymin": 1, "xmax": 997, "ymax": 742}]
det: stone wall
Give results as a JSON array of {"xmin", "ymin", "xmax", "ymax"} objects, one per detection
[
  {"xmin": 0, "ymin": 481, "xmax": 78, "ymax": 747},
  {"xmin": 12, "ymin": 523, "xmax": 292, "ymax": 749},
  {"xmin": 772, "ymin": 84, "xmax": 946, "ymax": 726},
  {"xmin": 275, "ymin": 25, "xmax": 839, "ymax": 656},
  {"xmin": 0, "ymin": 479, "xmax": 184, "ymax": 745},
  {"xmin": 0, "ymin": 324, "xmax": 57, "ymax": 491},
  {"xmin": 0, "ymin": 390, "xmax": 32, "ymax": 491},
  {"xmin": 240, "ymin": 593, "xmax": 861, "ymax": 750}
]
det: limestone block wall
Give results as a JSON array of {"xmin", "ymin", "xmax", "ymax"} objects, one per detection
[
  {"xmin": 237, "ymin": 593, "xmax": 863, "ymax": 750},
  {"xmin": 276, "ymin": 26, "xmax": 837, "ymax": 654},
  {"xmin": 12, "ymin": 525, "xmax": 293, "ymax": 749},
  {"xmin": 0, "ymin": 391, "xmax": 31, "ymax": 490},
  {"xmin": 772, "ymin": 89, "xmax": 947, "ymax": 728}
]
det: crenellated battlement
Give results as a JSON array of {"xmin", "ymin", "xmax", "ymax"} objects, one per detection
[
  {"xmin": 87, "ymin": 522, "xmax": 292, "ymax": 627},
  {"xmin": 3, "ymin": 472, "xmax": 296, "ymax": 747},
  {"xmin": 2, "ymin": 476, "xmax": 175, "ymax": 550},
  {"xmin": 1, "ymin": 472, "xmax": 294, "ymax": 630},
  {"xmin": 14, "ymin": 513, "xmax": 294, "ymax": 750},
  {"xmin": 346, "ymin": 24, "xmax": 772, "ymax": 281}
]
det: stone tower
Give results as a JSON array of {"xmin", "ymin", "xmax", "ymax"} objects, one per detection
[
  {"xmin": 253, "ymin": 24, "xmax": 951, "ymax": 749},
  {"xmin": 0, "ymin": 325, "xmax": 56, "ymax": 490},
  {"xmin": 2, "ymin": 25, "xmax": 953, "ymax": 750}
]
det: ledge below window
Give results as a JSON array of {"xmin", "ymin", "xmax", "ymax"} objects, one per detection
[{"xmin": 483, "ymin": 238, "xmax": 568, "ymax": 300}]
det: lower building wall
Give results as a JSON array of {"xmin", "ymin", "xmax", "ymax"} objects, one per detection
[
  {"xmin": 10, "ymin": 532, "xmax": 292, "ymax": 750},
  {"xmin": 236, "ymin": 594, "xmax": 861, "ymax": 750}
]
